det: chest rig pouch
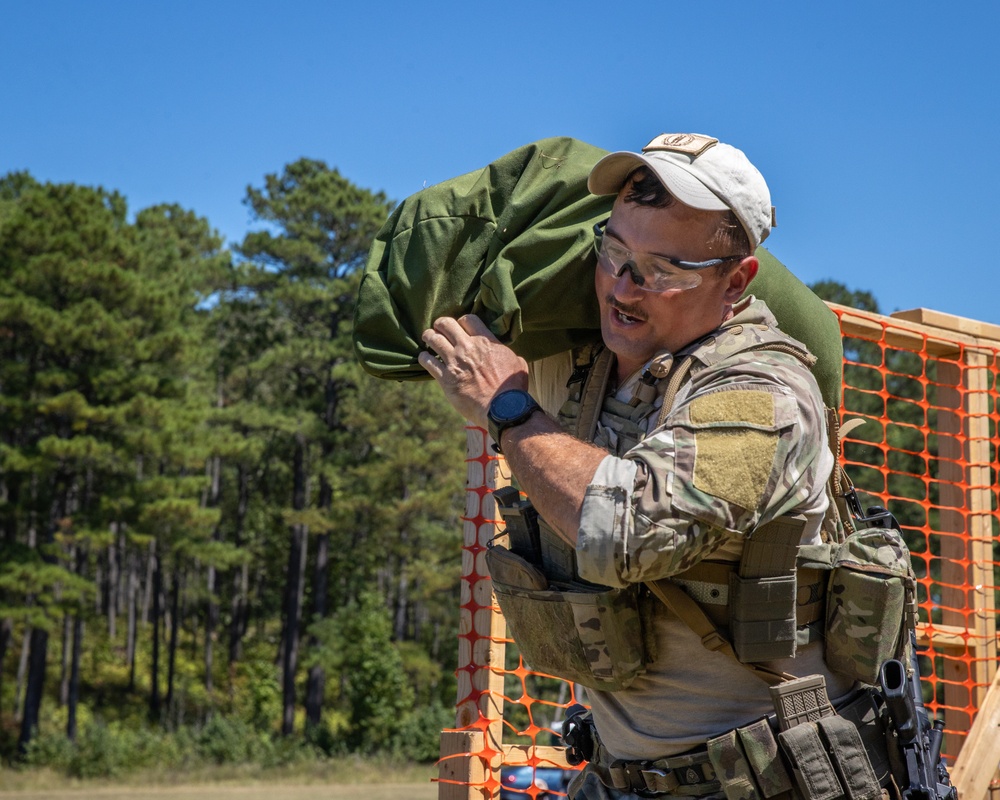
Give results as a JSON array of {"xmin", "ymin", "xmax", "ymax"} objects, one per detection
[
  {"xmin": 801, "ymin": 503, "xmax": 916, "ymax": 684},
  {"xmin": 486, "ymin": 486, "xmax": 656, "ymax": 691},
  {"xmin": 663, "ymin": 510, "xmax": 915, "ymax": 686}
]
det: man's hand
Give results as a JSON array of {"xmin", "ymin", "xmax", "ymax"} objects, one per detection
[{"xmin": 418, "ymin": 315, "xmax": 529, "ymax": 428}]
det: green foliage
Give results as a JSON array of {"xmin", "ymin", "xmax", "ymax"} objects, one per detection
[
  {"xmin": 0, "ymin": 163, "xmax": 466, "ymax": 772},
  {"xmin": 24, "ymin": 720, "xmax": 185, "ymax": 778},
  {"xmin": 231, "ymin": 656, "xmax": 283, "ymax": 731},
  {"xmin": 308, "ymin": 592, "xmax": 415, "ymax": 753},
  {"xmin": 19, "ymin": 715, "xmax": 324, "ymax": 777},
  {"xmin": 196, "ymin": 715, "xmax": 271, "ymax": 764},
  {"xmin": 390, "ymin": 702, "xmax": 456, "ymax": 763}
]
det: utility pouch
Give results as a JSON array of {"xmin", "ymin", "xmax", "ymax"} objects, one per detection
[
  {"xmin": 736, "ymin": 719, "xmax": 795, "ymax": 798},
  {"xmin": 706, "ymin": 719, "xmax": 796, "ymax": 800},
  {"xmin": 815, "ymin": 717, "xmax": 881, "ymax": 800},
  {"xmin": 729, "ymin": 573, "xmax": 798, "ymax": 662},
  {"xmin": 776, "ymin": 707, "xmax": 881, "ymax": 800},
  {"xmin": 485, "ymin": 543, "xmax": 548, "ymax": 591},
  {"xmin": 777, "ymin": 723, "xmax": 843, "ymax": 800},
  {"xmin": 730, "ymin": 515, "xmax": 804, "ymax": 663},
  {"xmin": 825, "ymin": 526, "xmax": 913, "ymax": 684},
  {"xmin": 706, "ymin": 729, "xmax": 762, "ymax": 800},
  {"xmin": 539, "ymin": 516, "xmax": 580, "ymax": 584},
  {"xmin": 485, "ymin": 544, "xmax": 653, "ymax": 691}
]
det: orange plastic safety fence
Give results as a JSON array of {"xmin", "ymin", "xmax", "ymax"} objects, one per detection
[
  {"xmin": 835, "ymin": 307, "xmax": 1000, "ymax": 761},
  {"xmin": 441, "ymin": 308, "xmax": 1000, "ymax": 798},
  {"xmin": 438, "ymin": 425, "xmax": 581, "ymax": 800}
]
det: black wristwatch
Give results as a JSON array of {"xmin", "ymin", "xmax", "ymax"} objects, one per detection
[{"xmin": 487, "ymin": 389, "xmax": 541, "ymax": 454}]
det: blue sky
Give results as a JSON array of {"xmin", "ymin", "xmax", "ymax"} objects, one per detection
[{"xmin": 3, "ymin": 1, "xmax": 998, "ymax": 325}]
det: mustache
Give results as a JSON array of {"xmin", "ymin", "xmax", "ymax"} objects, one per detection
[{"xmin": 605, "ymin": 295, "xmax": 647, "ymax": 322}]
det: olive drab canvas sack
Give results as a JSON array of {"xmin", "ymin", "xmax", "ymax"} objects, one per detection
[
  {"xmin": 352, "ymin": 137, "xmax": 845, "ymax": 410},
  {"xmin": 354, "ymin": 135, "xmax": 858, "ymax": 691}
]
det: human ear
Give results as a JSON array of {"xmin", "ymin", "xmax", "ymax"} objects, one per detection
[{"xmin": 723, "ymin": 257, "xmax": 758, "ymax": 302}]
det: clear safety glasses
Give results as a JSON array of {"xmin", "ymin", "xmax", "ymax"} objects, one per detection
[{"xmin": 593, "ymin": 219, "xmax": 745, "ymax": 293}]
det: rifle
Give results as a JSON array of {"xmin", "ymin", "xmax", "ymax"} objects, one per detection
[
  {"xmin": 879, "ymin": 651, "xmax": 956, "ymax": 800},
  {"xmin": 863, "ymin": 503, "xmax": 957, "ymax": 800}
]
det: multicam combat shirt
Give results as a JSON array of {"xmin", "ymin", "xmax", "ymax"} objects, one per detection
[{"xmin": 528, "ymin": 297, "xmax": 854, "ymax": 759}]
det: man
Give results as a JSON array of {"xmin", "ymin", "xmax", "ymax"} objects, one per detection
[{"xmin": 419, "ymin": 134, "xmax": 855, "ymax": 798}]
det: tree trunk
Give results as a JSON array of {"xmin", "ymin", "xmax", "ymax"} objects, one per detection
[
  {"xmin": 392, "ymin": 525, "xmax": 410, "ymax": 641},
  {"xmin": 0, "ymin": 618, "xmax": 11, "ymax": 726},
  {"xmin": 204, "ymin": 453, "xmax": 221, "ymax": 695},
  {"xmin": 17, "ymin": 627, "xmax": 48, "ymax": 754},
  {"xmin": 18, "ymin": 485, "xmax": 63, "ymax": 752},
  {"xmin": 149, "ymin": 549, "xmax": 162, "ymax": 722},
  {"xmin": 304, "ymin": 344, "xmax": 343, "ymax": 730},
  {"xmin": 165, "ymin": 566, "xmax": 180, "ymax": 720},
  {"xmin": 205, "ymin": 562, "xmax": 217, "ymax": 695},
  {"xmin": 394, "ymin": 569, "xmax": 409, "ymax": 642},
  {"xmin": 59, "ymin": 613, "xmax": 71, "ymax": 705},
  {"xmin": 280, "ymin": 439, "xmax": 309, "ymax": 736},
  {"xmin": 127, "ymin": 548, "xmax": 138, "ymax": 690},
  {"xmin": 228, "ymin": 464, "xmax": 250, "ymax": 665},
  {"xmin": 14, "ymin": 627, "xmax": 30, "ymax": 719},
  {"xmin": 66, "ymin": 612, "xmax": 83, "ymax": 741},
  {"xmin": 118, "ymin": 529, "xmax": 128, "ymax": 624},
  {"xmin": 142, "ymin": 539, "xmax": 155, "ymax": 624},
  {"xmin": 305, "ymin": 524, "xmax": 330, "ymax": 729},
  {"xmin": 107, "ymin": 528, "xmax": 119, "ymax": 640}
]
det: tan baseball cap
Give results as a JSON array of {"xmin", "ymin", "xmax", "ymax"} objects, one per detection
[{"xmin": 588, "ymin": 133, "xmax": 774, "ymax": 250}]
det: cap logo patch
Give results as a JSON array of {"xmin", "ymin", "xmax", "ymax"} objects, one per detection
[{"xmin": 643, "ymin": 133, "xmax": 718, "ymax": 157}]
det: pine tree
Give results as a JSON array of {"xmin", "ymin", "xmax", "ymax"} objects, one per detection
[
  {"xmin": 232, "ymin": 159, "xmax": 393, "ymax": 735},
  {"xmin": 0, "ymin": 176, "xmax": 227, "ymax": 747}
]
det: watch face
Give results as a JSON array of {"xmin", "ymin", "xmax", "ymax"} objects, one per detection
[{"xmin": 492, "ymin": 390, "xmax": 533, "ymax": 422}]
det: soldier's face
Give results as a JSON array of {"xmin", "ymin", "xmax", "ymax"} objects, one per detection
[{"xmin": 595, "ymin": 195, "xmax": 752, "ymax": 382}]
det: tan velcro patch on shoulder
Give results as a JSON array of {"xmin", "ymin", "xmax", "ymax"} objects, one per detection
[
  {"xmin": 689, "ymin": 389, "xmax": 775, "ymax": 427},
  {"xmin": 689, "ymin": 391, "xmax": 779, "ymax": 512}
]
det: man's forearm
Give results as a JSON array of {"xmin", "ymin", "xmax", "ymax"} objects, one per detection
[
  {"xmin": 415, "ymin": 314, "xmax": 606, "ymax": 543},
  {"xmin": 497, "ymin": 412, "xmax": 608, "ymax": 547}
]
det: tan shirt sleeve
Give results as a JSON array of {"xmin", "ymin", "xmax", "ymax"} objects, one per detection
[{"xmin": 527, "ymin": 351, "xmax": 574, "ymax": 417}]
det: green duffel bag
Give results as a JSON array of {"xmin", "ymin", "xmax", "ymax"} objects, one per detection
[{"xmin": 353, "ymin": 136, "xmax": 844, "ymax": 408}]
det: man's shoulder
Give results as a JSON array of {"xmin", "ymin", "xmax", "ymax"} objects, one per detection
[
  {"xmin": 675, "ymin": 300, "xmax": 827, "ymax": 420},
  {"xmin": 686, "ymin": 298, "xmax": 816, "ymax": 376}
]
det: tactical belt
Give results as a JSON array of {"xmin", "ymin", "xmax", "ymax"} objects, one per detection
[
  {"xmin": 586, "ymin": 689, "xmax": 888, "ymax": 799},
  {"xmin": 590, "ymin": 741, "xmax": 721, "ymax": 798}
]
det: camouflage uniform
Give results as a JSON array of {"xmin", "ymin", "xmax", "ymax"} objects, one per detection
[{"xmin": 530, "ymin": 298, "xmax": 855, "ymax": 798}]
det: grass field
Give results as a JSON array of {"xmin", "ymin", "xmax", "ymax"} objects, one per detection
[
  {"xmin": 0, "ymin": 760, "xmax": 441, "ymax": 799},
  {"xmin": 0, "ymin": 782, "xmax": 438, "ymax": 800}
]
